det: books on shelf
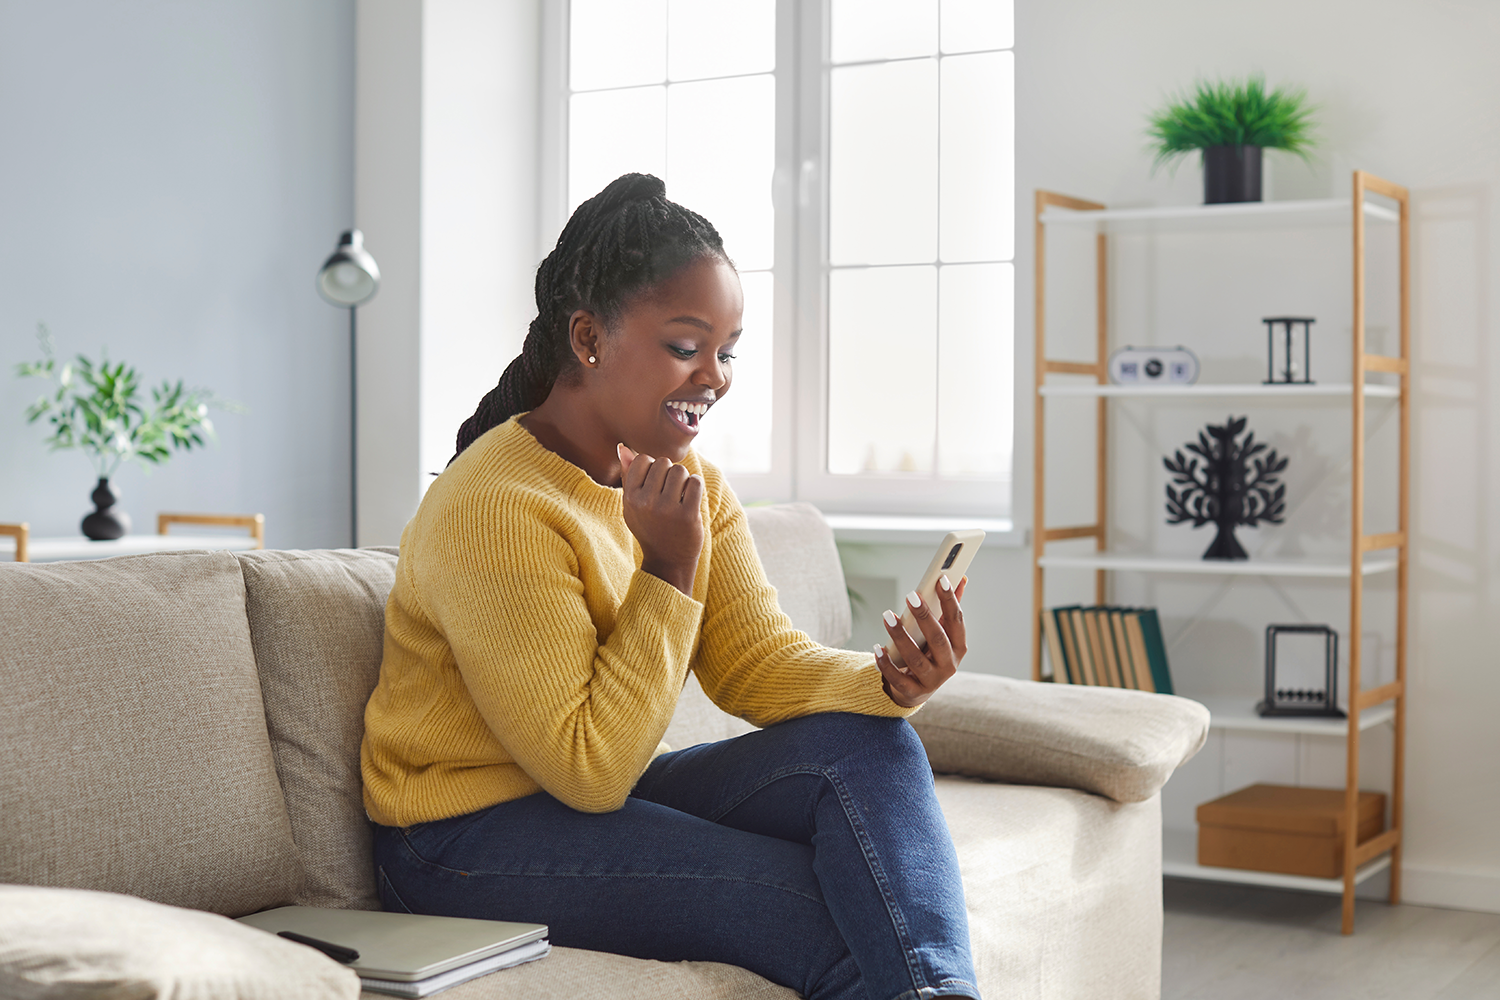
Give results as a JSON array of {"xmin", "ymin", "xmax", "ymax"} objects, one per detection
[{"xmin": 1042, "ymin": 605, "xmax": 1174, "ymax": 695}]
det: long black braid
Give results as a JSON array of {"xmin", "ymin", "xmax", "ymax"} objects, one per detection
[{"xmin": 452, "ymin": 173, "xmax": 730, "ymax": 462}]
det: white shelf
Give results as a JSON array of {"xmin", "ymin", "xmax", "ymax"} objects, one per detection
[
  {"xmin": 1162, "ymin": 828, "xmax": 1392, "ymax": 893},
  {"xmin": 1189, "ymin": 696, "xmax": 1395, "ymax": 735},
  {"xmin": 1037, "ymin": 552, "xmax": 1398, "ymax": 578},
  {"xmin": 1041, "ymin": 197, "xmax": 1399, "ymax": 233},
  {"xmin": 2, "ymin": 534, "xmax": 260, "ymax": 563},
  {"xmin": 1039, "ymin": 382, "xmax": 1401, "ymax": 400}
]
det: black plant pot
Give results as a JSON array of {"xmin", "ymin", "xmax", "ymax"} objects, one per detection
[
  {"xmin": 1202, "ymin": 520, "xmax": 1249, "ymax": 560},
  {"xmin": 81, "ymin": 478, "xmax": 132, "ymax": 540},
  {"xmin": 1203, "ymin": 144, "xmax": 1263, "ymax": 204}
]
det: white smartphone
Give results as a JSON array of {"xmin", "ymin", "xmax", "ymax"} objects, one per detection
[{"xmin": 886, "ymin": 529, "xmax": 984, "ymax": 668}]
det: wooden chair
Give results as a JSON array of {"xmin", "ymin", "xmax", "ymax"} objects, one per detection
[
  {"xmin": 157, "ymin": 513, "xmax": 265, "ymax": 549},
  {"xmin": 0, "ymin": 522, "xmax": 29, "ymax": 562}
]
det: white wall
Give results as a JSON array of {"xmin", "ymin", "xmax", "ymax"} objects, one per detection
[
  {"xmin": 1001, "ymin": 0, "xmax": 1500, "ymax": 912},
  {"xmin": 353, "ymin": 0, "xmax": 541, "ymax": 546},
  {"xmin": 0, "ymin": 1, "xmax": 355, "ymax": 549}
]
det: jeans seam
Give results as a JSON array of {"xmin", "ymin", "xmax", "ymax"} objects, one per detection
[
  {"xmin": 702, "ymin": 762, "xmax": 928, "ymax": 995},
  {"xmin": 396, "ymin": 826, "xmax": 829, "ymax": 907}
]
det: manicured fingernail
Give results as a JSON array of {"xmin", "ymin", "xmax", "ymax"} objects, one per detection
[
  {"xmin": 938, "ymin": 574, "xmax": 951, "ymax": 592},
  {"xmin": 882, "ymin": 609, "xmax": 899, "ymax": 628},
  {"xmin": 906, "ymin": 590, "xmax": 922, "ymax": 609},
  {"xmin": 873, "ymin": 643, "xmax": 885, "ymax": 658}
]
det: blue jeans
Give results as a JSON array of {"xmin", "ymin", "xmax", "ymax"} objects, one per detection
[{"xmin": 371, "ymin": 713, "xmax": 979, "ymax": 1000}]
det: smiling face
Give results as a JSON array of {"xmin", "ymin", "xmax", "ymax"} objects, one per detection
[{"xmin": 574, "ymin": 255, "xmax": 744, "ymax": 464}]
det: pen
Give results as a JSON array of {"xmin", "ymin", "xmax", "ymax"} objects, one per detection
[{"xmin": 277, "ymin": 930, "xmax": 360, "ymax": 964}]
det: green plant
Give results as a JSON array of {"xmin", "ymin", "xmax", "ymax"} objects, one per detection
[
  {"xmin": 17, "ymin": 323, "xmax": 240, "ymax": 479},
  {"xmin": 1147, "ymin": 75, "xmax": 1316, "ymax": 170}
]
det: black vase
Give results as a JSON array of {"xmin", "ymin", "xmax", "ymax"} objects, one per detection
[
  {"xmin": 1203, "ymin": 144, "xmax": 1263, "ymax": 204},
  {"xmin": 81, "ymin": 478, "xmax": 132, "ymax": 540}
]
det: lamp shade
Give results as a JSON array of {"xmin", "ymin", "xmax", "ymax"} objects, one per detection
[{"xmin": 317, "ymin": 229, "xmax": 381, "ymax": 307}]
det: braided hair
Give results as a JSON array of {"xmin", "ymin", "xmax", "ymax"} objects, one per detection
[{"xmin": 452, "ymin": 173, "xmax": 730, "ymax": 461}]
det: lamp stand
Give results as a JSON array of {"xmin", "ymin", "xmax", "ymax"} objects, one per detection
[{"xmin": 349, "ymin": 305, "xmax": 358, "ymax": 549}]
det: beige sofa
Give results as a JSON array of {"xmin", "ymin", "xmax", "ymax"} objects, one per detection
[{"xmin": 0, "ymin": 503, "xmax": 1208, "ymax": 999}]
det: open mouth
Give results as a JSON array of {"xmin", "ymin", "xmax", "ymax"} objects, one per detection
[{"xmin": 665, "ymin": 399, "xmax": 711, "ymax": 434}]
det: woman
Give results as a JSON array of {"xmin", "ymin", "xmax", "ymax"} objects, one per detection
[{"xmin": 362, "ymin": 173, "xmax": 980, "ymax": 1000}]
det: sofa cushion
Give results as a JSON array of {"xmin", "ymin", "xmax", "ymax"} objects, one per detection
[
  {"xmin": 0, "ymin": 884, "xmax": 359, "ymax": 999},
  {"xmin": 741, "ymin": 503, "xmax": 851, "ymax": 648},
  {"xmin": 429, "ymin": 944, "xmax": 795, "ymax": 1000},
  {"xmin": 665, "ymin": 504, "xmax": 851, "ymax": 750},
  {"xmin": 0, "ymin": 552, "xmax": 303, "ymax": 916},
  {"xmin": 236, "ymin": 548, "xmax": 399, "ymax": 911}
]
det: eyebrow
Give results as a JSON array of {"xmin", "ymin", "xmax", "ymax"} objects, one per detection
[{"xmin": 665, "ymin": 317, "xmax": 743, "ymax": 339}]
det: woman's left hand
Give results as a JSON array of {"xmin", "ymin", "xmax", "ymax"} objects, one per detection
[{"xmin": 874, "ymin": 575, "xmax": 968, "ymax": 709}]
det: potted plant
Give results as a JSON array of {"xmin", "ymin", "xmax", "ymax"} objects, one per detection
[
  {"xmin": 1147, "ymin": 75, "xmax": 1316, "ymax": 204},
  {"xmin": 17, "ymin": 324, "xmax": 240, "ymax": 540}
]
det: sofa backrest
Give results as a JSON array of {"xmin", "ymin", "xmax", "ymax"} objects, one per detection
[
  {"xmin": 0, "ymin": 503, "xmax": 852, "ymax": 915},
  {"xmin": 236, "ymin": 547, "xmax": 399, "ymax": 912},
  {"xmin": 0, "ymin": 552, "xmax": 304, "ymax": 917}
]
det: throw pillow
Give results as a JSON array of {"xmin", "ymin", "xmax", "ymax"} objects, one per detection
[{"xmin": 0, "ymin": 885, "xmax": 359, "ymax": 1000}]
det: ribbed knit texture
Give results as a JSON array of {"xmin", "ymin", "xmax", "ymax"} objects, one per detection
[{"xmin": 361, "ymin": 416, "xmax": 911, "ymax": 825}]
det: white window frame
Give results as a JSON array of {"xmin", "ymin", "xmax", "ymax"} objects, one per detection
[{"xmin": 540, "ymin": 0, "xmax": 1013, "ymax": 519}]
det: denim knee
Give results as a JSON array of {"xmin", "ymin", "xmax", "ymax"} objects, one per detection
[{"xmin": 784, "ymin": 713, "xmax": 929, "ymax": 771}]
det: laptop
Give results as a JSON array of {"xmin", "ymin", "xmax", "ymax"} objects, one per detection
[{"xmin": 237, "ymin": 906, "xmax": 548, "ymax": 983}]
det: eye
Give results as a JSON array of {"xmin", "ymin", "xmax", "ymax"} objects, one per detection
[
  {"xmin": 668, "ymin": 345, "xmax": 697, "ymax": 359},
  {"xmin": 718, "ymin": 352, "xmax": 736, "ymax": 364}
]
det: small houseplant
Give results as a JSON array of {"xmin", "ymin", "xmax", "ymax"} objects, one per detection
[
  {"xmin": 17, "ymin": 324, "xmax": 238, "ymax": 540},
  {"xmin": 1146, "ymin": 75, "xmax": 1316, "ymax": 204}
]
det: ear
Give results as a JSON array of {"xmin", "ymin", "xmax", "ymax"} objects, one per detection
[{"xmin": 568, "ymin": 310, "xmax": 602, "ymax": 368}]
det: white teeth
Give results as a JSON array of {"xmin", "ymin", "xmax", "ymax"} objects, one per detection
[{"xmin": 668, "ymin": 401, "xmax": 709, "ymax": 416}]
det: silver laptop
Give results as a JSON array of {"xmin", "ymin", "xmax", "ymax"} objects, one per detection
[{"xmin": 237, "ymin": 906, "xmax": 548, "ymax": 983}]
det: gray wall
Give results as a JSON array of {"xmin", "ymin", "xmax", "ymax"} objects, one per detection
[{"xmin": 0, "ymin": 0, "xmax": 355, "ymax": 548}]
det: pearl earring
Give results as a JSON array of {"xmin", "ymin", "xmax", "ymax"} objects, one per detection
[{"xmin": 588, "ymin": 355, "xmax": 597, "ymax": 365}]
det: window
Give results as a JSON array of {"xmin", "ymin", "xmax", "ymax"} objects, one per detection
[{"xmin": 545, "ymin": 0, "xmax": 1014, "ymax": 516}]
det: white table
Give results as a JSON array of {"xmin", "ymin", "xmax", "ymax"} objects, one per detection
[{"xmin": 2, "ymin": 534, "xmax": 260, "ymax": 563}]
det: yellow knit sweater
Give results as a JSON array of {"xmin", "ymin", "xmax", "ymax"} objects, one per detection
[{"xmin": 361, "ymin": 416, "xmax": 912, "ymax": 826}]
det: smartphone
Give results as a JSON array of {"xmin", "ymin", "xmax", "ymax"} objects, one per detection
[{"xmin": 886, "ymin": 529, "xmax": 984, "ymax": 668}]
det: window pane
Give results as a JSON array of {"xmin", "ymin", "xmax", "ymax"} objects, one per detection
[
  {"xmin": 828, "ymin": 266, "xmax": 937, "ymax": 474},
  {"xmin": 570, "ymin": 0, "xmax": 666, "ymax": 91},
  {"xmin": 667, "ymin": 76, "xmax": 775, "ymax": 270},
  {"xmin": 940, "ymin": 0, "xmax": 1013, "ymax": 53},
  {"xmin": 830, "ymin": 61, "xmax": 937, "ymax": 266},
  {"xmin": 568, "ymin": 88, "xmax": 666, "ymax": 213},
  {"xmin": 938, "ymin": 263, "xmax": 1012, "ymax": 476},
  {"xmin": 692, "ymin": 270, "xmax": 773, "ymax": 474},
  {"xmin": 940, "ymin": 51, "xmax": 1014, "ymax": 262},
  {"xmin": 668, "ymin": 0, "xmax": 775, "ymax": 81},
  {"xmin": 831, "ymin": 0, "xmax": 937, "ymax": 63}
]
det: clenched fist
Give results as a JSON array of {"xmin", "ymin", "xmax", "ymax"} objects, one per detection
[{"xmin": 619, "ymin": 443, "xmax": 703, "ymax": 596}]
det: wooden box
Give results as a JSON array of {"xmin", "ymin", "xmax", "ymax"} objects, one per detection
[{"xmin": 1196, "ymin": 784, "xmax": 1385, "ymax": 878}]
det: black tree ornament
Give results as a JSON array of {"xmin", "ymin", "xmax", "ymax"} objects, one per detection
[{"xmin": 1163, "ymin": 415, "xmax": 1288, "ymax": 560}]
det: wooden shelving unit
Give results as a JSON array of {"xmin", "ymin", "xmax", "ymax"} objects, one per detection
[{"xmin": 1031, "ymin": 174, "xmax": 1410, "ymax": 934}]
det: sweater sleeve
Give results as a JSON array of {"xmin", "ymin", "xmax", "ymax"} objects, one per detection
[
  {"xmin": 417, "ymin": 494, "xmax": 703, "ymax": 813},
  {"xmin": 691, "ymin": 476, "xmax": 916, "ymax": 727}
]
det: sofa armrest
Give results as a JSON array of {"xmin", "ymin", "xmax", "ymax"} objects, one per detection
[{"xmin": 908, "ymin": 671, "xmax": 1211, "ymax": 804}]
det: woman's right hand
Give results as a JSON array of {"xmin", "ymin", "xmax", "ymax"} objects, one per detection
[{"xmin": 618, "ymin": 444, "xmax": 704, "ymax": 596}]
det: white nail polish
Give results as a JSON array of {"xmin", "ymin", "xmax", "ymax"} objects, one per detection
[
  {"xmin": 938, "ymin": 574, "xmax": 951, "ymax": 592},
  {"xmin": 873, "ymin": 643, "xmax": 885, "ymax": 658},
  {"xmin": 882, "ymin": 609, "xmax": 899, "ymax": 628},
  {"xmin": 906, "ymin": 590, "xmax": 922, "ymax": 609}
]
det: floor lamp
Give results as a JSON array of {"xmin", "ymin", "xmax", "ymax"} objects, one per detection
[{"xmin": 316, "ymin": 229, "xmax": 380, "ymax": 548}]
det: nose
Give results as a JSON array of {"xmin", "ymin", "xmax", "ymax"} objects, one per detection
[{"xmin": 693, "ymin": 354, "xmax": 729, "ymax": 392}]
